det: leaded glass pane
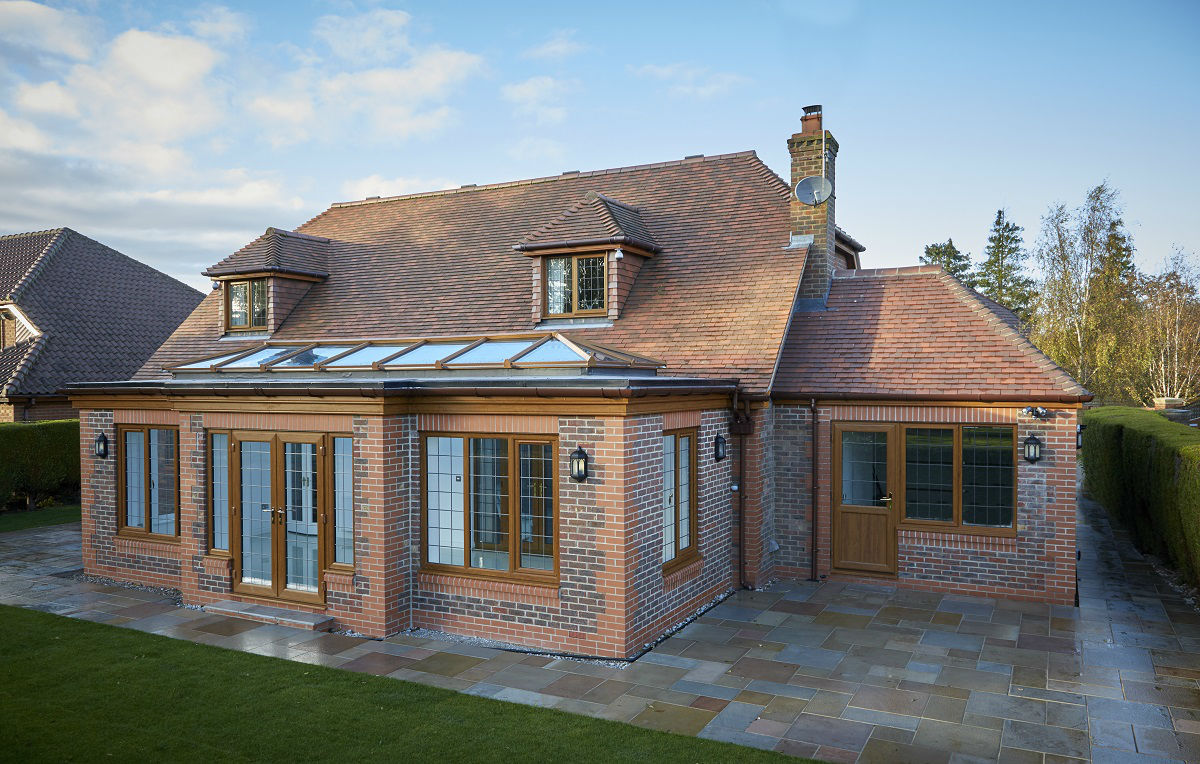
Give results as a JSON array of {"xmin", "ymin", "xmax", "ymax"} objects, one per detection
[
  {"xmin": 426, "ymin": 436, "xmax": 464, "ymax": 566},
  {"xmin": 546, "ymin": 257, "xmax": 572, "ymax": 314},
  {"xmin": 284, "ymin": 442, "xmax": 319, "ymax": 592},
  {"xmin": 240, "ymin": 441, "xmax": 272, "ymax": 586},
  {"xmin": 662, "ymin": 434, "xmax": 676, "ymax": 562},
  {"xmin": 841, "ymin": 431, "xmax": 888, "ymax": 507},
  {"xmin": 124, "ymin": 431, "xmax": 145, "ymax": 528},
  {"xmin": 905, "ymin": 428, "xmax": 953, "ymax": 522},
  {"xmin": 519, "ymin": 443, "xmax": 554, "ymax": 571},
  {"xmin": 678, "ymin": 435, "xmax": 691, "ymax": 550},
  {"xmin": 210, "ymin": 433, "xmax": 229, "ymax": 550},
  {"xmin": 962, "ymin": 427, "xmax": 1014, "ymax": 527},
  {"xmin": 577, "ymin": 256, "xmax": 605, "ymax": 311},
  {"xmin": 470, "ymin": 438, "xmax": 509, "ymax": 571},
  {"xmin": 229, "ymin": 282, "xmax": 249, "ymax": 327},
  {"xmin": 333, "ymin": 437, "xmax": 354, "ymax": 565},
  {"xmin": 250, "ymin": 279, "xmax": 267, "ymax": 327},
  {"xmin": 149, "ymin": 429, "xmax": 176, "ymax": 535}
]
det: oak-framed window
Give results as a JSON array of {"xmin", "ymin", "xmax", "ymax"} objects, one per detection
[
  {"xmin": 422, "ymin": 433, "xmax": 557, "ymax": 582},
  {"xmin": 544, "ymin": 254, "xmax": 606, "ymax": 317},
  {"xmin": 662, "ymin": 428, "xmax": 698, "ymax": 571},
  {"xmin": 901, "ymin": 424, "xmax": 1017, "ymax": 533},
  {"xmin": 225, "ymin": 278, "xmax": 267, "ymax": 331},
  {"xmin": 117, "ymin": 425, "xmax": 179, "ymax": 538}
]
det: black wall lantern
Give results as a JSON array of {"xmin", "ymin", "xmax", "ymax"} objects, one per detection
[
  {"xmin": 1023, "ymin": 434, "xmax": 1043, "ymax": 463},
  {"xmin": 713, "ymin": 434, "xmax": 728, "ymax": 462},
  {"xmin": 569, "ymin": 444, "xmax": 589, "ymax": 482},
  {"xmin": 1076, "ymin": 424, "xmax": 1086, "ymax": 450},
  {"xmin": 93, "ymin": 432, "xmax": 109, "ymax": 459}
]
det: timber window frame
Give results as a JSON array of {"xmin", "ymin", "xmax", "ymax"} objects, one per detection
[
  {"xmin": 662, "ymin": 427, "xmax": 699, "ymax": 572},
  {"xmin": 898, "ymin": 423, "xmax": 1018, "ymax": 536},
  {"xmin": 116, "ymin": 425, "xmax": 180, "ymax": 540},
  {"xmin": 543, "ymin": 253, "xmax": 607, "ymax": 318},
  {"xmin": 420, "ymin": 432, "xmax": 559, "ymax": 584},
  {"xmin": 225, "ymin": 278, "xmax": 267, "ymax": 331}
]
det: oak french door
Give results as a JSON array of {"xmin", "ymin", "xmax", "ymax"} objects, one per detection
[{"xmin": 231, "ymin": 432, "xmax": 326, "ymax": 604}]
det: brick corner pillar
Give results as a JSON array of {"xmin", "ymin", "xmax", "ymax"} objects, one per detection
[{"xmin": 177, "ymin": 413, "xmax": 208, "ymax": 604}]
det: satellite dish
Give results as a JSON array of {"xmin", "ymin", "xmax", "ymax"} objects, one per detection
[{"xmin": 794, "ymin": 176, "xmax": 833, "ymax": 206}]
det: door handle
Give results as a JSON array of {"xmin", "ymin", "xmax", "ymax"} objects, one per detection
[{"xmin": 880, "ymin": 492, "xmax": 894, "ymax": 503}]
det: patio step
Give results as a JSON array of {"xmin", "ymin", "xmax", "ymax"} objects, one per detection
[{"xmin": 204, "ymin": 600, "xmax": 335, "ymax": 631}]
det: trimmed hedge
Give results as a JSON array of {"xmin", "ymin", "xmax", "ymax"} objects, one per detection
[
  {"xmin": 1082, "ymin": 406, "xmax": 1200, "ymax": 589},
  {"xmin": 0, "ymin": 419, "xmax": 80, "ymax": 509}
]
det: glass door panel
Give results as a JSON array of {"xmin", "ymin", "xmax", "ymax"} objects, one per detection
[
  {"xmin": 283, "ymin": 441, "xmax": 320, "ymax": 593},
  {"xmin": 239, "ymin": 440, "xmax": 273, "ymax": 587}
]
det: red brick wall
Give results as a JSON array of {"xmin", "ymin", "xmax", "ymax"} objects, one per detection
[
  {"xmin": 0, "ymin": 399, "xmax": 77, "ymax": 421},
  {"xmin": 770, "ymin": 403, "xmax": 1078, "ymax": 604},
  {"xmin": 79, "ymin": 402, "xmax": 737, "ymax": 656},
  {"xmin": 79, "ymin": 408, "xmax": 183, "ymax": 590}
]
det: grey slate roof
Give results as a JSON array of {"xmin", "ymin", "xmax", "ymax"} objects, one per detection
[{"xmin": 0, "ymin": 229, "xmax": 204, "ymax": 397}]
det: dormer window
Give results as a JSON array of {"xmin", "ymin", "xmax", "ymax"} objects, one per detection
[
  {"xmin": 226, "ymin": 278, "xmax": 267, "ymax": 331},
  {"xmin": 545, "ymin": 254, "xmax": 606, "ymax": 317}
]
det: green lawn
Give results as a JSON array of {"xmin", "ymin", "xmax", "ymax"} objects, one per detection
[
  {"xmin": 0, "ymin": 503, "xmax": 80, "ymax": 532},
  {"xmin": 0, "ymin": 605, "xmax": 795, "ymax": 762}
]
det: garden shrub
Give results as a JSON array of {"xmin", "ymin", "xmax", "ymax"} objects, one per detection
[
  {"xmin": 1082, "ymin": 406, "xmax": 1200, "ymax": 589},
  {"xmin": 0, "ymin": 419, "xmax": 80, "ymax": 509}
]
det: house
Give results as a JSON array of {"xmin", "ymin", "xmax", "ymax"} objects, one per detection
[
  {"xmin": 67, "ymin": 109, "xmax": 1088, "ymax": 659},
  {"xmin": 1, "ymin": 228, "xmax": 203, "ymax": 422}
]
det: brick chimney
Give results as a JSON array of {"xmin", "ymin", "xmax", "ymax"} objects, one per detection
[{"xmin": 789, "ymin": 105, "xmax": 838, "ymax": 301}]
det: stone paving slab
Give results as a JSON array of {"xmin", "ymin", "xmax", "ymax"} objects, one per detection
[{"xmin": 5, "ymin": 491, "xmax": 1200, "ymax": 762}]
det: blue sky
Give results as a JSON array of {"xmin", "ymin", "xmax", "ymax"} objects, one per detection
[{"xmin": 0, "ymin": 0, "xmax": 1196, "ymax": 291}]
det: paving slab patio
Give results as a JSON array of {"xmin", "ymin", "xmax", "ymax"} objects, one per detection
[{"xmin": 4, "ymin": 486, "xmax": 1200, "ymax": 762}]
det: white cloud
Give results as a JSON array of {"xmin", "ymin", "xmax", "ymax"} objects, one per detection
[
  {"xmin": 0, "ymin": 108, "xmax": 49, "ymax": 151},
  {"xmin": 508, "ymin": 136, "xmax": 565, "ymax": 162},
  {"xmin": 312, "ymin": 48, "xmax": 483, "ymax": 139},
  {"xmin": 0, "ymin": 0, "xmax": 95, "ymax": 60},
  {"xmin": 313, "ymin": 8, "xmax": 411, "ymax": 63},
  {"xmin": 521, "ymin": 30, "xmax": 586, "ymax": 60},
  {"xmin": 248, "ymin": 93, "xmax": 316, "ymax": 147},
  {"xmin": 630, "ymin": 63, "xmax": 749, "ymax": 99},
  {"xmin": 189, "ymin": 5, "xmax": 250, "ymax": 45},
  {"xmin": 15, "ymin": 81, "xmax": 78, "ymax": 117},
  {"xmin": 501, "ymin": 75, "xmax": 571, "ymax": 125},
  {"xmin": 340, "ymin": 174, "xmax": 458, "ymax": 201}
]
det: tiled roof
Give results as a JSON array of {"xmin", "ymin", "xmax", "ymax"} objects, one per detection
[
  {"xmin": 0, "ymin": 338, "xmax": 42, "ymax": 396},
  {"xmin": 0, "ymin": 229, "xmax": 63, "ymax": 299},
  {"xmin": 772, "ymin": 266, "xmax": 1090, "ymax": 402},
  {"xmin": 141, "ymin": 152, "xmax": 799, "ymax": 391},
  {"xmin": 517, "ymin": 192, "xmax": 660, "ymax": 253},
  {"xmin": 204, "ymin": 227, "xmax": 330, "ymax": 278},
  {"xmin": 1, "ymin": 229, "xmax": 204, "ymax": 396}
]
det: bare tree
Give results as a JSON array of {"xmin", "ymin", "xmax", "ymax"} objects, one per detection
[{"xmin": 1137, "ymin": 249, "xmax": 1200, "ymax": 402}]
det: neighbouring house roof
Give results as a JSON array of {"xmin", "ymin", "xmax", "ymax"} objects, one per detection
[
  {"xmin": 141, "ymin": 152, "xmax": 800, "ymax": 392},
  {"xmin": 204, "ymin": 227, "xmax": 330, "ymax": 279},
  {"xmin": 772, "ymin": 266, "xmax": 1090, "ymax": 402},
  {"xmin": 0, "ymin": 228, "xmax": 204, "ymax": 397},
  {"xmin": 515, "ymin": 191, "xmax": 661, "ymax": 254}
]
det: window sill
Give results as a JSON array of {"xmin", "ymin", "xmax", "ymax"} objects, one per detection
[
  {"xmin": 116, "ymin": 529, "xmax": 181, "ymax": 544},
  {"xmin": 418, "ymin": 565, "xmax": 558, "ymax": 590},
  {"xmin": 897, "ymin": 522, "xmax": 1017, "ymax": 539},
  {"xmin": 662, "ymin": 551, "xmax": 700, "ymax": 578},
  {"xmin": 418, "ymin": 570, "xmax": 560, "ymax": 606},
  {"xmin": 663, "ymin": 556, "xmax": 703, "ymax": 590}
]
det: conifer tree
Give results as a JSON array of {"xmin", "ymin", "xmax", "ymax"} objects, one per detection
[
  {"xmin": 975, "ymin": 209, "xmax": 1036, "ymax": 317},
  {"xmin": 921, "ymin": 238, "xmax": 974, "ymax": 286}
]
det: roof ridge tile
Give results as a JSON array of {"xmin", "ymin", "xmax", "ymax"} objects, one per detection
[{"xmin": 328, "ymin": 150, "xmax": 761, "ymax": 208}]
